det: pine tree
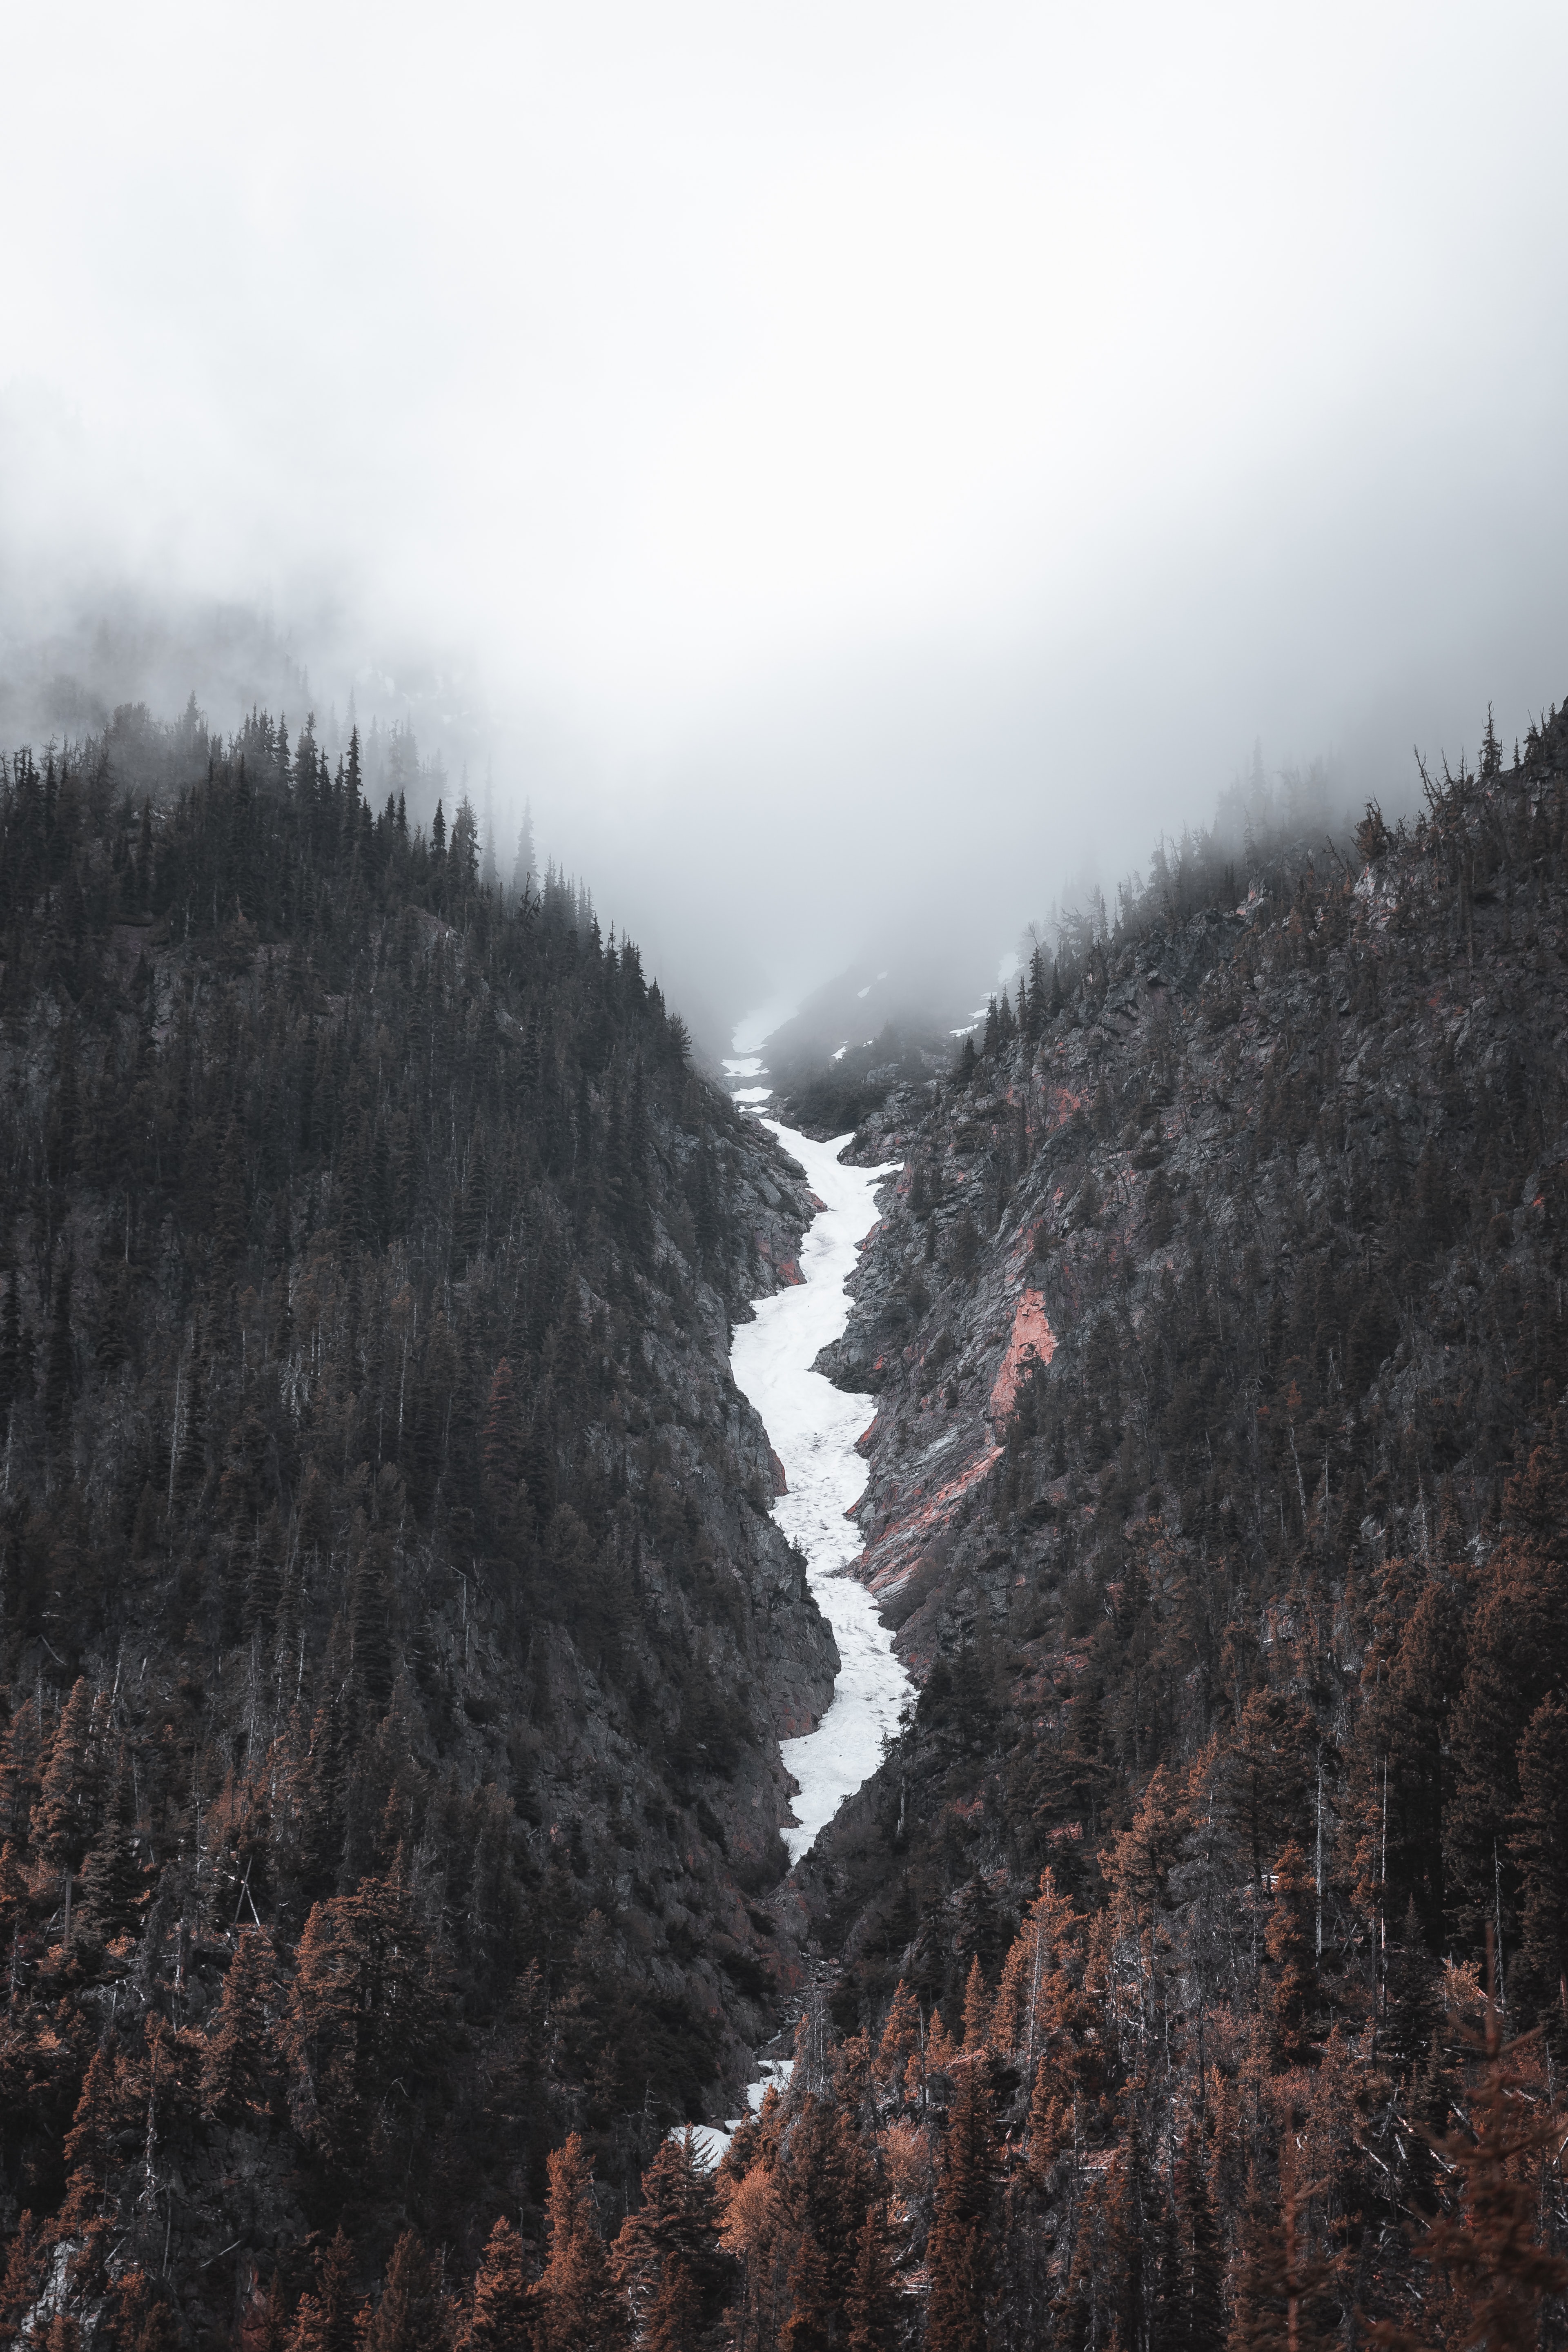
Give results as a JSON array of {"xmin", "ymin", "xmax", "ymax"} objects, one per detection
[
  {"xmin": 0, "ymin": 2213, "xmax": 43, "ymax": 2341},
  {"xmin": 285, "ymin": 2227, "xmax": 361, "ymax": 2352},
  {"xmin": 645, "ymin": 2257, "xmax": 702, "ymax": 2352},
  {"xmin": 42, "ymin": 1260, "xmax": 74, "ymax": 1438},
  {"xmin": 59, "ymin": 2040, "xmax": 129, "ymax": 2229},
  {"xmin": 924, "ymin": 2061, "xmax": 997, "ymax": 2352},
  {"xmin": 961, "ymin": 1955, "xmax": 991, "ymax": 2052},
  {"xmin": 875, "ymin": 1979, "xmax": 922, "ymax": 2092},
  {"xmin": 36, "ymin": 1679, "xmax": 103, "ymax": 1941},
  {"xmin": 1510, "ymin": 1688, "xmax": 1568, "ymax": 2016},
  {"xmin": 362, "ymin": 2230, "xmax": 451, "ymax": 2352},
  {"xmin": 201, "ymin": 1924, "xmax": 281, "ymax": 2119},
  {"xmin": 529, "ymin": 2132, "xmax": 628, "ymax": 2352},
  {"xmin": 844, "ymin": 2202, "xmax": 900, "ymax": 2352},
  {"xmin": 1171, "ymin": 2123, "xmax": 1223, "ymax": 2352},
  {"xmin": 212, "ymin": 1117, "xmax": 248, "ymax": 1260},
  {"xmin": 782, "ymin": 2228, "xmax": 832, "ymax": 2352},
  {"xmin": 461, "ymin": 2217, "xmax": 530, "ymax": 2352},
  {"xmin": 1264, "ymin": 1839, "xmax": 1318, "ymax": 2062},
  {"xmin": 482, "ymin": 1356, "xmax": 525, "ymax": 1524},
  {"xmin": 77, "ymin": 1743, "xmax": 149, "ymax": 1945},
  {"xmin": 102, "ymin": 2266, "xmax": 178, "ymax": 2350},
  {"xmin": 611, "ymin": 2128, "xmax": 722, "ymax": 2331},
  {"xmin": 278, "ymin": 1873, "xmax": 441, "ymax": 2159},
  {"xmin": 245, "ymin": 2274, "xmax": 291, "ymax": 2352}
]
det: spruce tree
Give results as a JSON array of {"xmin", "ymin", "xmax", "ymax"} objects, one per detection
[
  {"xmin": 461, "ymin": 2217, "xmax": 530, "ymax": 2352},
  {"xmin": 961, "ymin": 1955, "xmax": 991, "ymax": 2052},
  {"xmin": 924, "ymin": 2061, "xmax": 997, "ymax": 2352},
  {"xmin": 529, "ymin": 2132, "xmax": 628, "ymax": 2352},
  {"xmin": 844, "ymin": 2203, "xmax": 900, "ymax": 2352},
  {"xmin": 781, "ymin": 2229, "xmax": 832, "ymax": 2352},
  {"xmin": 1172, "ymin": 2123, "xmax": 1223, "ymax": 2352},
  {"xmin": 644, "ymin": 2257, "xmax": 702, "ymax": 2352},
  {"xmin": 201, "ymin": 1924, "xmax": 281, "ymax": 2120},
  {"xmin": 875, "ymin": 1979, "xmax": 922, "ymax": 2092},
  {"xmin": 611, "ymin": 2129, "xmax": 722, "ymax": 2330},
  {"xmin": 285, "ymin": 2226, "xmax": 361, "ymax": 2352},
  {"xmin": 362, "ymin": 2230, "xmax": 450, "ymax": 2352}
]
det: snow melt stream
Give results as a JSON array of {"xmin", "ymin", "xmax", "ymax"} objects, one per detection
[{"xmin": 729, "ymin": 1120, "xmax": 912, "ymax": 1864}]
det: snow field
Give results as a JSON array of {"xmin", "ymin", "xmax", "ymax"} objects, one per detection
[
  {"xmin": 729, "ymin": 1120, "xmax": 912, "ymax": 1864},
  {"xmin": 676, "ymin": 1079, "xmax": 906, "ymax": 2161},
  {"xmin": 682, "ymin": 2060, "xmax": 796, "ymax": 2170}
]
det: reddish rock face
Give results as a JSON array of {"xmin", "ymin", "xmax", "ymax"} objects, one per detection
[
  {"xmin": 777, "ymin": 1257, "xmax": 804, "ymax": 1285},
  {"xmin": 988, "ymin": 1288, "xmax": 1056, "ymax": 1425},
  {"xmin": 769, "ymin": 1447, "xmax": 788, "ymax": 1494}
]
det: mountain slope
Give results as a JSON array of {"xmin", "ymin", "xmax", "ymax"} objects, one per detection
[
  {"xmin": 0, "ymin": 704, "xmax": 833, "ymax": 2332},
  {"xmin": 752, "ymin": 704, "xmax": 1568, "ymax": 2345}
]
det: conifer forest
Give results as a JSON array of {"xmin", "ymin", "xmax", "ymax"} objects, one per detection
[{"xmin": 5, "ymin": 690, "xmax": 1568, "ymax": 2351}]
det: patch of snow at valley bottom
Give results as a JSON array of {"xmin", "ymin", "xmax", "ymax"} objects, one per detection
[
  {"xmin": 729, "ymin": 1118, "xmax": 911, "ymax": 1864},
  {"xmin": 679, "ymin": 2060, "xmax": 796, "ymax": 2171}
]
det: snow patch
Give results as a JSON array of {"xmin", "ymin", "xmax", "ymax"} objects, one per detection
[
  {"xmin": 730, "ymin": 1120, "xmax": 912, "ymax": 1864},
  {"xmin": 677, "ymin": 2059, "xmax": 796, "ymax": 2172},
  {"xmin": 749, "ymin": 2056, "xmax": 795, "ymax": 2109}
]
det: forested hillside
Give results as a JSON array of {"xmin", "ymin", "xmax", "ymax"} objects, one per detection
[
  {"xmin": 7, "ymin": 682, "xmax": 1568, "ymax": 2352},
  {"xmin": 0, "ymin": 701, "xmax": 835, "ymax": 2344},
  {"xmin": 732, "ymin": 703, "xmax": 1568, "ymax": 2346}
]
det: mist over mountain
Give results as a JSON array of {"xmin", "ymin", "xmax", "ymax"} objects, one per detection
[{"xmin": 9, "ymin": 3, "xmax": 1568, "ymax": 1055}]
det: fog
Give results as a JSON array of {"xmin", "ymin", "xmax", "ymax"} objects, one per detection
[{"xmin": 5, "ymin": 2, "xmax": 1568, "ymax": 1051}]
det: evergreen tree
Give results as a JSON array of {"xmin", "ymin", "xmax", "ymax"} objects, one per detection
[
  {"xmin": 285, "ymin": 2227, "xmax": 361, "ymax": 2352},
  {"xmin": 529, "ymin": 2132, "xmax": 628, "ymax": 2352},
  {"xmin": 844, "ymin": 2202, "xmax": 900, "ymax": 2352},
  {"xmin": 612, "ymin": 2129, "xmax": 722, "ymax": 2331},
  {"xmin": 961, "ymin": 1954, "xmax": 991, "ymax": 2052},
  {"xmin": 1264, "ymin": 1840, "xmax": 1318, "ymax": 2062},
  {"xmin": 645, "ymin": 2257, "xmax": 702, "ymax": 2352},
  {"xmin": 0, "ymin": 2214, "xmax": 44, "ymax": 2341},
  {"xmin": 461, "ymin": 2217, "xmax": 530, "ymax": 2352},
  {"xmin": 1365, "ymin": 1977, "xmax": 1568, "ymax": 2350},
  {"xmin": 782, "ymin": 2229, "xmax": 832, "ymax": 2352},
  {"xmin": 201, "ymin": 1924, "xmax": 281, "ymax": 2119},
  {"xmin": 925, "ymin": 2061, "xmax": 997, "ymax": 2352},
  {"xmin": 77, "ymin": 1742, "xmax": 149, "ymax": 1944},
  {"xmin": 1171, "ymin": 2124, "xmax": 1223, "ymax": 2352},
  {"xmin": 875, "ymin": 1979, "xmax": 922, "ymax": 2090},
  {"xmin": 36, "ymin": 1678, "xmax": 102, "ymax": 1932},
  {"xmin": 1510, "ymin": 1688, "xmax": 1568, "ymax": 2016},
  {"xmin": 362, "ymin": 2230, "xmax": 450, "ymax": 2352}
]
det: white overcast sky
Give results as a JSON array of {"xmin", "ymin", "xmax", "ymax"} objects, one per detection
[{"xmin": 4, "ymin": 2, "xmax": 1568, "ymax": 1030}]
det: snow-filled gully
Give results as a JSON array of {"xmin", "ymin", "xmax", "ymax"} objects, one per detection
[
  {"xmin": 678, "ymin": 1071, "xmax": 912, "ymax": 2164},
  {"xmin": 729, "ymin": 1120, "xmax": 912, "ymax": 1863}
]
